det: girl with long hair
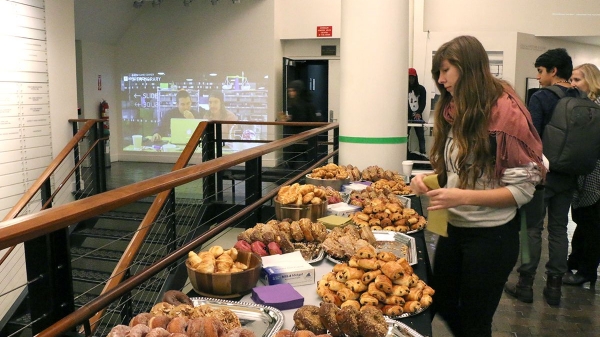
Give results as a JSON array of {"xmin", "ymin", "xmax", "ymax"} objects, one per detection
[{"xmin": 410, "ymin": 35, "xmax": 545, "ymax": 336}]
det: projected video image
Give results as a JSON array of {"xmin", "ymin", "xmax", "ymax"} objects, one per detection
[{"xmin": 120, "ymin": 72, "xmax": 269, "ymax": 153}]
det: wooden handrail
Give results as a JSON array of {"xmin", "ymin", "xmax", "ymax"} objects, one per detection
[
  {"xmin": 37, "ymin": 147, "xmax": 338, "ymax": 337},
  {"xmin": 86, "ymin": 121, "xmax": 209, "ymax": 332},
  {"xmin": 2, "ymin": 119, "xmax": 99, "ymax": 221},
  {"xmin": 0, "ymin": 120, "xmax": 102, "ymax": 270},
  {"xmin": 0, "ymin": 123, "xmax": 338, "ymax": 250}
]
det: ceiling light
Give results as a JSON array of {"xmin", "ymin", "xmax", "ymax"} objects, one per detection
[{"xmin": 133, "ymin": 1, "xmax": 144, "ymax": 8}]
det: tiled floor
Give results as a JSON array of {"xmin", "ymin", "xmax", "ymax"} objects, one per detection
[{"xmin": 106, "ymin": 161, "xmax": 600, "ymax": 337}]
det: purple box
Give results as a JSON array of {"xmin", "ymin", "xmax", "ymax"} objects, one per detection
[{"xmin": 251, "ymin": 283, "xmax": 304, "ymax": 310}]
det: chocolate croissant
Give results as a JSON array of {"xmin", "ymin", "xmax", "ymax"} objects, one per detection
[{"xmin": 381, "ymin": 261, "xmax": 404, "ymax": 280}]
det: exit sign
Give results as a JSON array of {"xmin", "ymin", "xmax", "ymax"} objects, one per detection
[{"xmin": 317, "ymin": 26, "xmax": 332, "ymax": 37}]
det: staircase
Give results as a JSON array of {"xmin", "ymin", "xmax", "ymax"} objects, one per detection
[{"xmin": 1, "ymin": 197, "xmax": 204, "ymax": 337}]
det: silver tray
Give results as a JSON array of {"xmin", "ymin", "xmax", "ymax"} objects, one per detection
[
  {"xmin": 292, "ymin": 317, "xmax": 424, "ymax": 337},
  {"xmin": 386, "ymin": 305, "xmax": 429, "ymax": 320},
  {"xmin": 190, "ymin": 297, "xmax": 284, "ymax": 337},
  {"xmin": 326, "ymin": 230, "xmax": 418, "ymax": 266},
  {"xmin": 306, "ymin": 247, "xmax": 325, "ymax": 264}
]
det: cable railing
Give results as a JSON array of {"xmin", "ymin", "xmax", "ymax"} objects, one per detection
[{"xmin": 0, "ymin": 120, "xmax": 338, "ymax": 337}]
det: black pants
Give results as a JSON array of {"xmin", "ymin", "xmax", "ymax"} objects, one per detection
[
  {"xmin": 408, "ymin": 126, "xmax": 426, "ymax": 154},
  {"xmin": 432, "ymin": 218, "xmax": 519, "ymax": 337},
  {"xmin": 568, "ymin": 201, "xmax": 600, "ymax": 280}
]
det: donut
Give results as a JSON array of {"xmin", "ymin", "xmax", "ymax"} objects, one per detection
[
  {"xmin": 129, "ymin": 313, "xmax": 152, "ymax": 327},
  {"xmin": 274, "ymin": 329, "xmax": 295, "ymax": 337},
  {"xmin": 162, "ymin": 290, "xmax": 193, "ymax": 306},
  {"xmin": 106, "ymin": 324, "xmax": 130, "ymax": 337},
  {"xmin": 166, "ymin": 316, "xmax": 189, "ymax": 334},
  {"xmin": 318, "ymin": 303, "xmax": 343, "ymax": 337},
  {"xmin": 187, "ymin": 317, "xmax": 226, "ymax": 337},
  {"xmin": 294, "ymin": 331, "xmax": 316, "ymax": 337},
  {"xmin": 335, "ymin": 306, "xmax": 360, "ymax": 337},
  {"xmin": 146, "ymin": 327, "xmax": 171, "ymax": 337},
  {"xmin": 128, "ymin": 324, "xmax": 150, "ymax": 337},
  {"xmin": 357, "ymin": 306, "xmax": 388, "ymax": 337},
  {"xmin": 168, "ymin": 334, "xmax": 188, "ymax": 337},
  {"xmin": 293, "ymin": 305, "xmax": 327, "ymax": 335},
  {"xmin": 225, "ymin": 327, "xmax": 257, "ymax": 337},
  {"xmin": 148, "ymin": 315, "xmax": 171, "ymax": 329}
]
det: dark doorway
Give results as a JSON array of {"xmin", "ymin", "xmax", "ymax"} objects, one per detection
[{"xmin": 283, "ymin": 58, "xmax": 329, "ymax": 122}]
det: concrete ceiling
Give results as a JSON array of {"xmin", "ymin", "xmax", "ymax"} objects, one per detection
[{"xmin": 74, "ymin": 1, "xmax": 600, "ymax": 47}]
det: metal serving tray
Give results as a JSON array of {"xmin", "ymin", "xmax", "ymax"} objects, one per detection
[
  {"xmin": 190, "ymin": 297, "xmax": 284, "ymax": 337},
  {"xmin": 293, "ymin": 317, "xmax": 425, "ymax": 337},
  {"xmin": 326, "ymin": 230, "xmax": 417, "ymax": 266}
]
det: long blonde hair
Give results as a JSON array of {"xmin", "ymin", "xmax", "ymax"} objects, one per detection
[
  {"xmin": 574, "ymin": 63, "xmax": 600, "ymax": 101},
  {"xmin": 430, "ymin": 36, "xmax": 505, "ymax": 188}
]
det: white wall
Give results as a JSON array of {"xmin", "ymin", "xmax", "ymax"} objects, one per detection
[
  {"xmin": 278, "ymin": 0, "xmax": 341, "ymax": 39},
  {"xmin": 79, "ymin": 40, "xmax": 118, "ymax": 158},
  {"xmin": 113, "ymin": 0, "xmax": 274, "ymax": 163},
  {"xmin": 424, "ymin": 0, "xmax": 600, "ymax": 37}
]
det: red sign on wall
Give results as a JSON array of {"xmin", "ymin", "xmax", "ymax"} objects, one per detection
[{"xmin": 317, "ymin": 26, "xmax": 333, "ymax": 37}]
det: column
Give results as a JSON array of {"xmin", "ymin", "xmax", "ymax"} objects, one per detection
[{"xmin": 339, "ymin": 0, "xmax": 409, "ymax": 171}]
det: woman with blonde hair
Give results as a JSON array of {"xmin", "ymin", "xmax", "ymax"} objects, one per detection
[
  {"xmin": 410, "ymin": 35, "xmax": 545, "ymax": 336},
  {"xmin": 570, "ymin": 63, "xmax": 600, "ymax": 103},
  {"xmin": 564, "ymin": 63, "xmax": 600, "ymax": 286}
]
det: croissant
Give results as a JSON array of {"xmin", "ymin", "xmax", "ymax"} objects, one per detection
[
  {"xmin": 195, "ymin": 254, "xmax": 215, "ymax": 273},
  {"xmin": 356, "ymin": 246, "xmax": 377, "ymax": 259},
  {"xmin": 381, "ymin": 305, "xmax": 403, "ymax": 316},
  {"xmin": 397, "ymin": 257, "xmax": 414, "ymax": 275},
  {"xmin": 337, "ymin": 287, "xmax": 360, "ymax": 301},
  {"xmin": 377, "ymin": 252, "xmax": 397, "ymax": 262},
  {"xmin": 225, "ymin": 248, "xmax": 238, "ymax": 261},
  {"xmin": 348, "ymin": 256, "xmax": 359, "ymax": 268},
  {"xmin": 208, "ymin": 245, "xmax": 224, "ymax": 258},
  {"xmin": 420, "ymin": 294, "xmax": 433, "ymax": 307},
  {"xmin": 357, "ymin": 258, "xmax": 380, "ymax": 270},
  {"xmin": 188, "ymin": 251, "xmax": 202, "ymax": 269},
  {"xmin": 359, "ymin": 292, "xmax": 379, "ymax": 306},
  {"xmin": 384, "ymin": 295, "xmax": 406, "ymax": 306},
  {"xmin": 406, "ymin": 287, "xmax": 423, "ymax": 301},
  {"xmin": 327, "ymin": 279, "xmax": 346, "ymax": 292},
  {"xmin": 392, "ymin": 274, "xmax": 416, "ymax": 287},
  {"xmin": 233, "ymin": 261, "xmax": 248, "ymax": 270},
  {"xmin": 367, "ymin": 282, "xmax": 387, "ymax": 302},
  {"xmin": 374, "ymin": 274, "xmax": 393, "ymax": 294},
  {"xmin": 340, "ymin": 300, "xmax": 361, "ymax": 310},
  {"xmin": 381, "ymin": 261, "xmax": 404, "ymax": 280},
  {"xmin": 423, "ymin": 286, "xmax": 436, "ymax": 296},
  {"xmin": 317, "ymin": 280, "xmax": 330, "ymax": 297},
  {"xmin": 332, "ymin": 263, "xmax": 348, "ymax": 273},
  {"xmin": 345, "ymin": 279, "xmax": 367, "ymax": 293},
  {"xmin": 322, "ymin": 290, "xmax": 342, "ymax": 307},
  {"xmin": 391, "ymin": 284, "xmax": 410, "ymax": 297},
  {"xmin": 403, "ymin": 300, "xmax": 422, "ymax": 313},
  {"xmin": 361, "ymin": 270, "xmax": 382, "ymax": 284},
  {"xmin": 341, "ymin": 267, "xmax": 364, "ymax": 281},
  {"xmin": 215, "ymin": 253, "xmax": 234, "ymax": 272}
]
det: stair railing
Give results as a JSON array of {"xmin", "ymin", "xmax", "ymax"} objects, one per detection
[{"xmin": 0, "ymin": 122, "xmax": 338, "ymax": 336}]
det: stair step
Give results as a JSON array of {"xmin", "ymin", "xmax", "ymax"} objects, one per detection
[
  {"xmin": 71, "ymin": 228, "xmax": 169, "ymax": 244},
  {"xmin": 8, "ymin": 312, "xmax": 30, "ymax": 326},
  {"xmin": 72, "ymin": 268, "xmax": 165, "ymax": 292},
  {"xmin": 70, "ymin": 247, "xmax": 162, "ymax": 265},
  {"xmin": 74, "ymin": 292, "xmax": 155, "ymax": 315}
]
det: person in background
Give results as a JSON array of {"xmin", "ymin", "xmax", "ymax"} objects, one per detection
[
  {"xmin": 504, "ymin": 48, "xmax": 578, "ymax": 306},
  {"xmin": 152, "ymin": 89, "xmax": 200, "ymax": 141},
  {"xmin": 203, "ymin": 90, "xmax": 238, "ymax": 138},
  {"xmin": 563, "ymin": 63, "xmax": 600, "ymax": 286},
  {"xmin": 280, "ymin": 80, "xmax": 317, "ymax": 169},
  {"xmin": 408, "ymin": 67, "xmax": 427, "ymax": 155},
  {"xmin": 410, "ymin": 36, "xmax": 544, "ymax": 337}
]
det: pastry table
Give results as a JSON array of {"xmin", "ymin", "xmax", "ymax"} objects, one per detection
[{"xmin": 186, "ymin": 196, "xmax": 433, "ymax": 336}]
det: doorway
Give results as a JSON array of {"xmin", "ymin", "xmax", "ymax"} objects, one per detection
[{"xmin": 283, "ymin": 58, "xmax": 329, "ymax": 122}]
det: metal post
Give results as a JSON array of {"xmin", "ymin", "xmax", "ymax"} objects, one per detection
[
  {"xmin": 72, "ymin": 122, "xmax": 81, "ymax": 193},
  {"xmin": 333, "ymin": 127, "xmax": 339, "ymax": 164},
  {"xmin": 202, "ymin": 126, "xmax": 216, "ymax": 203},
  {"xmin": 245, "ymin": 157, "xmax": 262, "ymax": 226},
  {"xmin": 215, "ymin": 123, "xmax": 224, "ymax": 201}
]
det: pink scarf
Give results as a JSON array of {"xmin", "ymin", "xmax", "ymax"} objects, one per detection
[{"xmin": 443, "ymin": 87, "xmax": 545, "ymax": 180}]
